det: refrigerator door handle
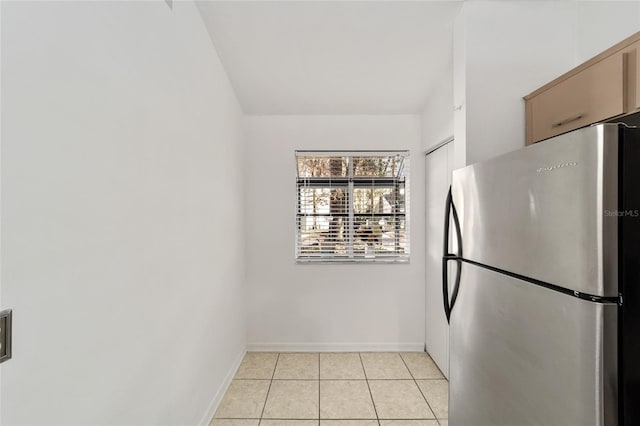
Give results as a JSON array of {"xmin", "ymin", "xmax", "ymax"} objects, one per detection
[{"xmin": 443, "ymin": 186, "xmax": 463, "ymax": 323}]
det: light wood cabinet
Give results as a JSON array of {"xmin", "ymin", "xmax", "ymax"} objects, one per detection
[
  {"xmin": 525, "ymin": 31, "xmax": 640, "ymax": 145},
  {"xmin": 527, "ymin": 54, "xmax": 624, "ymax": 143},
  {"xmin": 627, "ymin": 46, "xmax": 640, "ymax": 112}
]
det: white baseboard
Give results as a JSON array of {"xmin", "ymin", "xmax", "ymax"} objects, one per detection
[
  {"xmin": 198, "ymin": 347, "xmax": 246, "ymax": 426},
  {"xmin": 246, "ymin": 342, "xmax": 425, "ymax": 352}
]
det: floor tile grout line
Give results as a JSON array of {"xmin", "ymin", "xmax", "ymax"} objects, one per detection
[
  {"xmin": 236, "ymin": 378, "xmax": 444, "ymax": 381},
  {"xmin": 358, "ymin": 352, "xmax": 380, "ymax": 425},
  {"xmin": 399, "ymin": 353, "xmax": 439, "ymax": 423},
  {"xmin": 221, "ymin": 352, "xmax": 444, "ymax": 425},
  {"xmin": 318, "ymin": 352, "xmax": 321, "ymax": 426},
  {"xmin": 215, "ymin": 417, "xmax": 447, "ymax": 422},
  {"xmin": 259, "ymin": 352, "xmax": 280, "ymax": 421},
  {"xmin": 427, "ymin": 351, "xmax": 448, "ymax": 381}
]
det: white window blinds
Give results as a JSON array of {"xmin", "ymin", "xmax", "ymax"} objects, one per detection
[{"xmin": 295, "ymin": 150, "xmax": 410, "ymax": 263}]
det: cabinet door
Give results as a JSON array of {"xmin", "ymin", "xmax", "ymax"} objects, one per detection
[
  {"xmin": 627, "ymin": 44, "xmax": 640, "ymax": 113},
  {"xmin": 635, "ymin": 47, "xmax": 640, "ymax": 111},
  {"xmin": 425, "ymin": 142, "xmax": 453, "ymax": 378},
  {"xmin": 529, "ymin": 53, "xmax": 625, "ymax": 143}
]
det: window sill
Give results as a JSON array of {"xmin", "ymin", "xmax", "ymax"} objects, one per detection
[{"xmin": 295, "ymin": 257, "xmax": 410, "ymax": 264}]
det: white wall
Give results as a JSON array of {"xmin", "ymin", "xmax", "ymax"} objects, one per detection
[
  {"xmin": 574, "ymin": 1, "xmax": 640, "ymax": 62},
  {"xmin": 453, "ymin": 1, "xmax": 640, "ymax": 166},
  {"xmin": 1, "ymin": 1, "xmax": 245, "ymax": 424},
  {"xmin": 421, "ymin": 65, "xmax": 454, "ymax": 152},
  {"xmin": 420, "ymin": 2, "xmax": 454, "ymax": 153},
  {"xmin": 452, "ymin": 6, "xmax": 467, "ymax": 170},
  {"xmin": 455, "ymin": 1, "xmax": 578, "ymax": 166},
  {"xmin": 244, "ymin": 115, "xmax": 425, "ymax": 351}
]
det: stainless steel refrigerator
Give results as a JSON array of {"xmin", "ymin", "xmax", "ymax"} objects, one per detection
[{"xmin": 443, "ymin": 123, "xmax": 640, "ymax": 425}]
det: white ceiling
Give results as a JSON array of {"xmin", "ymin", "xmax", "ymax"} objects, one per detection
[{"xmin": 196, "ymin": 1, "xmax": 462, "ymax": 115}]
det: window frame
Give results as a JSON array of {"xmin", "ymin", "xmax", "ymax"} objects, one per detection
[{"xmin": 295, "ymin": 150, "xmax": 410, "ymax": 264}]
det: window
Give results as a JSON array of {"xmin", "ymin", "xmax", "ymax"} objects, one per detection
[{"xmin": 295, "ymin": 150, "xmax": 410, "ymax": 263}]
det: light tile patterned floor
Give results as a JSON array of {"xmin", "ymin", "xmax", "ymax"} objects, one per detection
[{"xmin": 211, "ymin": 352, "xmax": 448, "ymax": 426}]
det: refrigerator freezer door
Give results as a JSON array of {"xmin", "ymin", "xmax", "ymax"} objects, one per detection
[
  {"xmin": 450, "ymin": 262, "xmax": 618, "ymax": 426},
  {"xmin": 451, "ymin": 124, "xmax": 619, "ymax": 297}
]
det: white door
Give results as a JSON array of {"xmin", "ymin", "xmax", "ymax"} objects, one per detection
[{"xmin": 425, "ymin": 141, "xmax": 454, "ymax": 378}]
